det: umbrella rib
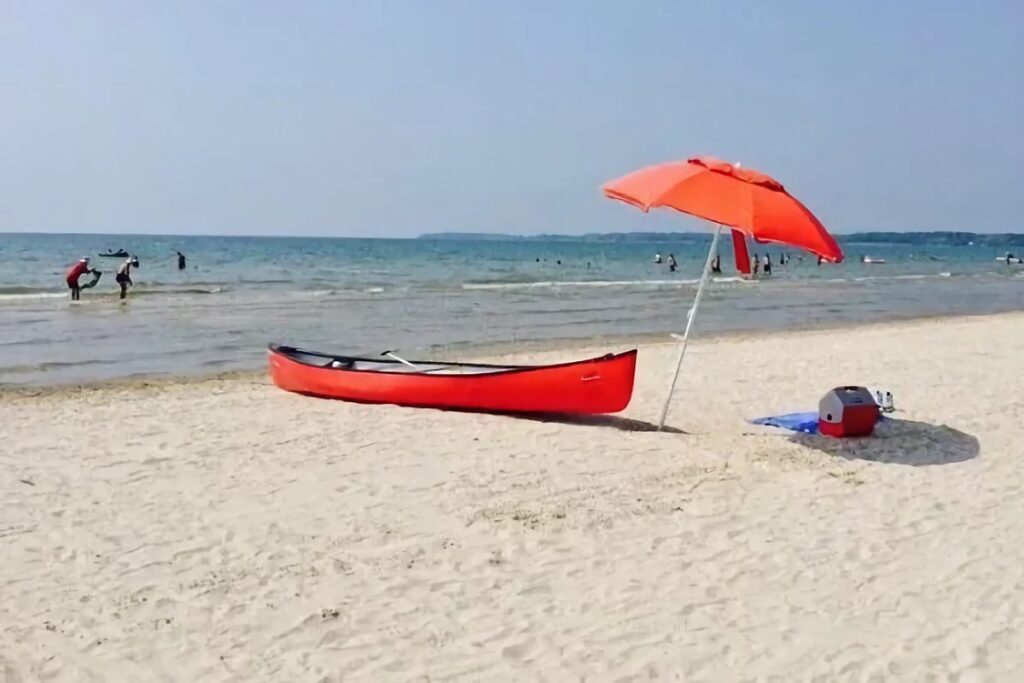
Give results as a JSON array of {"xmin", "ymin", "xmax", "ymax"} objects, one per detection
[{"xmin": 603, "ymin": 189, "xmax": 652, "ymax": 213}]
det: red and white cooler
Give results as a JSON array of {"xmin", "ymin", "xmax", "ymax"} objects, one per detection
[{"xmin": 818, "ymin": 386, "xmax": 880, "ymax": 438}]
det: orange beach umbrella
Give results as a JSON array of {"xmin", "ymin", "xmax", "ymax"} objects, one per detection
[
  {"xmin": 603, "ymin": 156, "xmax": 842, "ymax": 262},
  {"xmin": 602, "ymin": 156, "xmax": 843, "ymax": 428}
]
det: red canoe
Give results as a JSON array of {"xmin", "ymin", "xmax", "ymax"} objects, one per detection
[{"xmin": 268, "ymin": 345, "xmax": 637, "ymax": 414}]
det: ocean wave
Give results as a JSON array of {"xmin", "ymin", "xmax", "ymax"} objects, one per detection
[
  {"xmin": 820, "ymin": 272, "xmax": 956, "ymax": 284},
  {"xmin": 460, "ymin": 276, "xmax": 760, "ymax": 291},
  {"xmin": 713, "ymin": 276, "xmax": 757, "ymax": 284},
  {"xmin": 294, "ymin": 286, "xmax": 390, "ymax": 298},
  {"xmin": 462, "ymin": 278, "xmax": 704, "ymax": 291},
  {"xmin": 236, "ymin": 277, "xmax": 295, "ymax": 285},
  {"xmin": 131, "ymin": 287, "xmax": 225, "ymax": 297},
  {"xmin": 0, "ymin": 285, "xmax": 225, "ymax": 303},
  {"xmin": 0, "ymin": 291, "xmax": 68, "ymax": 302},
  {"xmin": 1, "ymin": 358, "xmax": 108, "ymax": 375},
  {"xmin": 852, "ymin": 273, "xmax": 938, "ymax": 282},
  {"xmin": 136, "ymin": 279, "xmax": 230, "ymax": 288},
  {"xmin": 0, "ymin": 285, "xmax": 53, "ymax": 295}
]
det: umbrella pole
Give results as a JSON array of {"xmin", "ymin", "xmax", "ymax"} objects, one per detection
[{"xmin": 658, "ymin": 225, "xmax": 722, "ymax": 430}]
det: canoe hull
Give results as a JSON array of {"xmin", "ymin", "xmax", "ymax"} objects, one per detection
[{"xmin": 268, "ymin": 346, "xmax": 637, "ymax": 414}]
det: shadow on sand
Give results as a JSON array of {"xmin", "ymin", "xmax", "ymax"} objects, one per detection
[
  {"xmin": 499, "ymin": 412, "xmax": 686, "ymax": 434},
  {"xmin": 792, "ymin": 418, "xmax": 979, "ymax": 466}
]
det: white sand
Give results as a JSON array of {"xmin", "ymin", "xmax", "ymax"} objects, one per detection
[{"xmin": 1, "ymin": 313, "xmax": 1022, "ymax": 681}]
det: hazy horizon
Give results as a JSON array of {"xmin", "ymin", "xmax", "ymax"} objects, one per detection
[
  {"xmin": 4, "ymin": 228, "xmax": 1023, "ymax": 242},
  {"xmin": 3, "ymin": 2, "xmax": 1022, "ymax": 237}
]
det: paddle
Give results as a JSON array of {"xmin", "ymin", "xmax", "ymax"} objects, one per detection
[{"xmin": 381, "ymin": 350, "xmax": 423, "ymax": 372}]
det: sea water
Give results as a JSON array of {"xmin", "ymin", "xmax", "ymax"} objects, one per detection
[{"xmin": 1, "ymin": 232, "xmax": 1021, "ymax": 385}]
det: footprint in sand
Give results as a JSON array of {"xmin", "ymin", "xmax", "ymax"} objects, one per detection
[{"xmin": 501, "ymin": 637, "xmax": 538, "ymax": 662}]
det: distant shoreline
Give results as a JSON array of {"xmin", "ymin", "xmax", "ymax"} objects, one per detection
[
  {"xmin": 419, "ymin": 231, "xmax": 1024, "ymax": 246},
  {"xmin": 2, "ymin": 230, "xmax": 1023, "ymax": 245}
]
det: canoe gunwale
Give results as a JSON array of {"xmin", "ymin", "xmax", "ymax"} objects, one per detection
[{"xmin": 268, "ymin": 344, "xmax": 638, "ymax": 379}]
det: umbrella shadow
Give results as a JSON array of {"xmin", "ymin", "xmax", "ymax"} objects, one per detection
[
  {"xmin": 792, "ymin": 418, "xmax": 978, "ymax": 466},
  {"xmin": 498, "ymin": 412, "xmax": 686, "ymax": 433}
]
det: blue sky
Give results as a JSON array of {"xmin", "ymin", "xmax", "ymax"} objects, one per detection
[{"xmin": 1, "ymin": 1, "xmax": 1021, "ymax": 236}]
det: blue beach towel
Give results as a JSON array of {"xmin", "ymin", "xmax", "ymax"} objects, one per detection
[
  {"xmin": 750, "ymin": 411, "xmax": 821, "ymax": 434},
  {"xmin": 750, "ymin": 411, "xmax": 887, "ymax": 434}
]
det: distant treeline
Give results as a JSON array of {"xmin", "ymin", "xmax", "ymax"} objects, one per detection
[
  {"xmin": 421, "ymin": 231, "xmax": 1024, "ymax": 246},
  {"xmin": 838, "ymin": 231, "xmax": 1024, "ymax": 246}
]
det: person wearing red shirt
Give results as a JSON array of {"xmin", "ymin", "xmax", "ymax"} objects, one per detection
[{"xmin": 65, "ymin": 257, "xmax": 94, "ymax": 301}]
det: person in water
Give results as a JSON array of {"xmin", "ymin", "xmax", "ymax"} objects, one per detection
[
  {"xmin": 65, "ymin": 257, "xmax": 95, "ymax": 301},
  {"xmin": 711, "ymin": 254, "xmax": 722, "ymax": 274},
  {"xmin": 177, "ymin": 251, "xmax": 186, "ymax": 270},
  {"xmin": 654, "ymin": 253, "xmax": 663, "ymax": 264},
  {"xmin": 752, "ymin": 253, "xmax": 760, "ymax": 276},
  {"xmin": 667, "ymin": 254, "xmax": 677, "ymax": 273},
  {"xmin": 116, "ymin": 256, "xmax": 139, "ymax": 300},
  {"xmin": 763, "ymin": 253, "xmax": 772, "ymax": 276}
]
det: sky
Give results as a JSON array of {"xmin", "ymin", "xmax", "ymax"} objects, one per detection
[{"xmin": 1, "ymin": 1, "xmax": 1022, "ymax": 237}]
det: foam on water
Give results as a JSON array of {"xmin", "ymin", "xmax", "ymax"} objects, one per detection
[
  {"xmin": 0, "ymin": 291, "xmax": 68, "ymax": 302},
  {"xmin": 462, "ymin": 278, "xmax": 703, "ymax": 290}
]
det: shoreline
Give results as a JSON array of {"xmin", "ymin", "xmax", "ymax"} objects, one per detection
[
  {"xmin": 449, "ymin": 307, "xmax": 1024, "ymax": 361},
  {"xmin": 3, "ymin": 309, "xmax": 1020, "ymax": 398}
]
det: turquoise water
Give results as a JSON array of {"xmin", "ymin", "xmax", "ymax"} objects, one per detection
[{"xmin": 1, "ymin": 232, "xmax": 1021, "ymax": 385}]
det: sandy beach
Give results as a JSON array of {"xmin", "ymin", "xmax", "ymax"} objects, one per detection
[{"xmin": 2, "ymin": 312, "xmax": 1022, "ymax": 681}]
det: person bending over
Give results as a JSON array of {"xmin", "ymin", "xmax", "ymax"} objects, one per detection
[
  {"xmin": 116, "ymin": 256, "xmax": 140, "ymax": 299},
  {"xmin": 65, "ymin": 257, "xmax": 94, "ymax": 301}
]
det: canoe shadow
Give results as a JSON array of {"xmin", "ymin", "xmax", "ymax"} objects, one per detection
[
  {"xmin": 294, "ymin": 392, "xmax": 682, "ymax": 433},
  {"xmin": 491, "ymin": 411, "xmax": 686, "ymax": 434},
  {"xmin": 792, "ymin": 418, "xmax": 978, "ymax": 466}
]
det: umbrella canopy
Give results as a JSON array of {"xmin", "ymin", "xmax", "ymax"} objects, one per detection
[{"xmin": 603, "ymin": 156, "xmax": 843, "ymax": 263}]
